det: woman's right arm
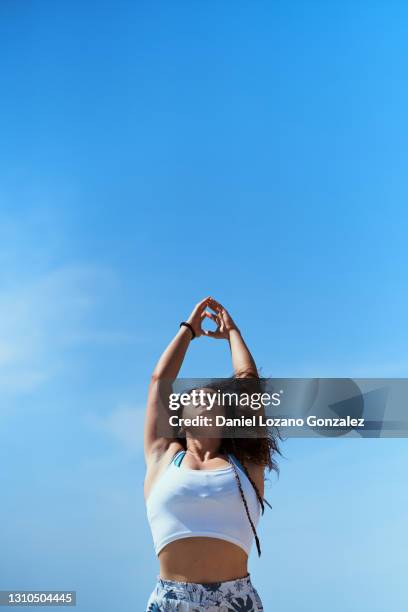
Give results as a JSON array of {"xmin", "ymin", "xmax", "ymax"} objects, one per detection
[{"xmin": 144, "ymin": 297, "xmax": 212, "ymax": 463}]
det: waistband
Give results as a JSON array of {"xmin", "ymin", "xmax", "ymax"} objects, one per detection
[{"xmin": 157, "ymin": 573, "xmax": 253, "ymax": 594}]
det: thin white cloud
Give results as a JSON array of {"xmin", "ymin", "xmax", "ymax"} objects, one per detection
[
  {"xmin": 0, "ymin": 262, "xmax": 129, "ymax": 395},
  {"xmin": 83, "ymin": 404, "xmax": 146, "ymax": 455},
  {"xmin": 0, "ymin": 199, "xmax": 144, "ymax": 400}
]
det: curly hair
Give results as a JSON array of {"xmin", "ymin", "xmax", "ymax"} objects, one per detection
[
  {"xmin": 171, "ymin": 374, "xmax": 283, "ymax": 556},
  {"xmin": 175, "ymin": 374, "xmax": 283, "ymax": 474}
]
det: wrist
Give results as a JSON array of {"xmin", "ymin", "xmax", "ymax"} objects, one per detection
[
  {"xmin": 186, "ymin": 316, "xmax": 200, "ymax": 337},
  {"xmin": 227, "ymin": 327, "xmax": 241, "ymax": 338},
  {"xmin": 180, "ymin": 321, "xmax": 196, "ymax": 340}
]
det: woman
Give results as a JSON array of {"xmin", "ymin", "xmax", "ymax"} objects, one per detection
[{"xmin": 144, "ymin": 297, "xmax": 280, "ymax": 611}]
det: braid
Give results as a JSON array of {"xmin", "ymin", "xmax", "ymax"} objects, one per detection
[
  {"xmin": 239, "ymin": 463, "xmax": 265, "ymax": 515},
  {"xmin": 227, "ymin": 455, "xmax": 262, "ymax": 557},
  {"xmin": 239, "ymin": 462, "xmax": 273, "ymax": 511}
]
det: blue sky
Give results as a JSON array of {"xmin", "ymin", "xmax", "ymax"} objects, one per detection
[{"xmin": 0, "ymin": 1, "xmax": 407, "ymax": 610}]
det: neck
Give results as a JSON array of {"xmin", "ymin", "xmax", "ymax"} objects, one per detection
[{"xmin": 185, "ymin": 436, "xmax": 223, "ymax": 460}]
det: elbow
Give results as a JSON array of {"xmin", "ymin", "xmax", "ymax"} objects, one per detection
[
  {"xmin": 235, "ymin": 368, "xmax": 259, "ymax": 379},
  {"xmin": 150, "ymin": 373, "xmax": 161, "ymax": 384}
]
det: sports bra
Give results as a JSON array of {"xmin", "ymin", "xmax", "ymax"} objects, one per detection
[{"xmin": 145, "ymin": 449, "xmax": 261, "ymax": 556}]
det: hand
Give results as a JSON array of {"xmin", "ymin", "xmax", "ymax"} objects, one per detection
[
  {"xmin": 185, "ymin": 296, "xmax": 215, "ymax": 338},
  {"xmin": 203, "ymin": 298, "xmax": 240, "ymax": 340}
]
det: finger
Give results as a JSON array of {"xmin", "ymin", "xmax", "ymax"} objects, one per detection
[
  {"xmin": 200, "ymin": 296, "xmax": 212, "ymax": 308},
  {"xmin": 209, "ymin": 296, "xmax": 221, "ymax": 306},
  {"xmin": 209, "ymin": 312, "xmax": 221, "ymax": 329},
  {"xmin": 213, "ymin": 301, "xmax": 228, "ymax": 317},
  {"xmin": 217, "ymin": 308, "xmax": 227, "ymax": 323},
  {"xmin": 208, "ymin": 298, "xmax": 222, "ymax": 313},
  {"xmin": 195, "ymin": 296, "xmax": 212, "ymax": 314},
  {"xmin": 203, "ymin": 329, "xmax": 219, "ymax": 338},
  {"xmin": 220, "ymin": 307, "xmax": 232, "ymax": 322},
  {"xmin": 202, "ymin": 312, "xmax": 217, "ymax": 331},
  {"xmin": 201, "ymin": 311, "xmax": 217, "ymax": 322}
]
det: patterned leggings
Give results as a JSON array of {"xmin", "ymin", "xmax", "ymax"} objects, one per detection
[{"xmin": 146, "ymin": 574, "xmax": 264, "ymax": 611}]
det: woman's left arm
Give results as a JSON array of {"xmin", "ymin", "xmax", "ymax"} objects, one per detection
[
  {"xmin": 204, "ymin": 298, "xmax": 265, "ymax": 493},
  {"xmin": 204, "ymin": 298, "xmax": 258, "ymax": 378}
]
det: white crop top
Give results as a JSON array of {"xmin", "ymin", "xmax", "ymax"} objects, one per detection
[{"xmin": 145, "ymin": 450, "xmax": 261, "ymax": 556}]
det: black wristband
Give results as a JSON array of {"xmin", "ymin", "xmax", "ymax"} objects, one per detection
[{"xmin": 180, "ymin": 321, "xmax": 196, "ymax": 339}]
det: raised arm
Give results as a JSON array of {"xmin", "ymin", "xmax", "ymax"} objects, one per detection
[
  {"xmin": 204, "ymin": 298, "xmax": 258, "ymax": 378},
  {"xmin": 204, "ymin": 299, "xmax": 265, "ymax": 488},
  {"xmin": 144, "ymin": 297, "xmax": 212, "ymax": 462}
]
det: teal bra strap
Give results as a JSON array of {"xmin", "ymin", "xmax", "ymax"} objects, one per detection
[
  {"xmin": 172, "ymin": 450, "xmax": 186, "ymax": 467},
  {"xmin": 172, "ymin": 451, "xmax": 271, "ymax": 510}
]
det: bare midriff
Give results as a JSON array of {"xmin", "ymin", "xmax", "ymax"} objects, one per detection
[{"xmin": 158, "ymin": 537, "xmax": 249, "ymax": 583}]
